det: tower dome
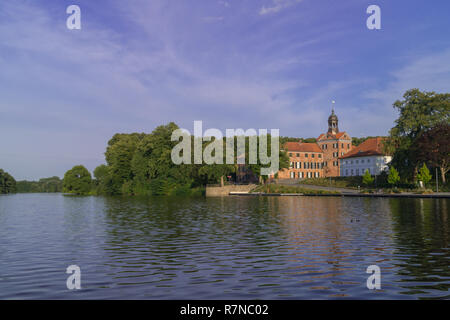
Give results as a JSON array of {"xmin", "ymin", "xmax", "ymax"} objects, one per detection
[{"xmin": 327, "ymin": 108, "xmax": 339, "ymax": 134}]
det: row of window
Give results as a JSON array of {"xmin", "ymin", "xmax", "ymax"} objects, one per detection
[
  {"xmin": 343, "ymin": 158, "xmax": 371, "ymax": 165},
  {"xmin": 290, "ymin": 171, "xmax": 320, "ymax": 179},
  {"xmin": 289, "ymin": 162, "xmax": 324, "ymax": 169},
  {"xmin": 332, "ymin": 152, "xmax": 346, "ymax": 157},
  {"xmin": 345, "ymin": 168, "xmax": 370, "ymax": 176},
  {"xmin": 322, "ymin": 143, "xmax": 350, "ymax": 150},
  {"xmin": 288, "ymin": 152, "xmax": 322, "ymax": 158}
]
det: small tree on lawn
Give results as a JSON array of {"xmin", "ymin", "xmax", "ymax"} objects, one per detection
[
  {"xmin": 388, "ymin": 166, "xmax": 400, "ymax": 187},
  {"xmin": 417, "ymin": 163, "xmax": 432, "ymax": 187},
  {"xmin": 362, "ymin": 169, "xmax": 374, "ymax": 187}
]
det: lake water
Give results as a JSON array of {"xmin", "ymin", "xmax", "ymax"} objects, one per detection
[{"xmin": 0, "ymin": 193, "xmax": 448, "ymax": 299}]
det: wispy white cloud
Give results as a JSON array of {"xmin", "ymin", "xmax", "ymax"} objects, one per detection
[
  {"xmin": 218, "ymin": 1, "xmax": 230, "ymax": 7},
  {"xmin": 259, "ymin": 0, "xmax": 303, "ymax": 16}
]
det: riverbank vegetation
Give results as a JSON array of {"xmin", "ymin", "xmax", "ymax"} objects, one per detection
[
  {"xmin": 0, "ymin": 169, "xmax": 16, "ymax": 194},
  {"xmin": 252, "ymin": 184, "xmax": 341, "ymax": 195},
  {"xmin": 384, "ymin": 89, "xmax": 449, "ymax": 186},
  {"xmin": 16, "ymin": 177, "xmax": 63, "ymax": 193},
  {"xmin": 63, "ymin": 122, "xmax": 289, "ymax": 196}
]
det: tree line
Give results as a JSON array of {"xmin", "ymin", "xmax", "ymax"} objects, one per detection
[
  {"xmin": 16, "ymin": 177, "xmax": 63, "ymax": 193},
  {"xmin": 63, "ymin": 122, "xmax": 290, "ymax": 195}
]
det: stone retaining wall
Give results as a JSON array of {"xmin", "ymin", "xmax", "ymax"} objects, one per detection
[{"xmin": 205, "ymin": 184, "xmax": 257, "ymax": 197}]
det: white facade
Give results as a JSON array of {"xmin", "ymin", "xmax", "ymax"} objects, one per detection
[{"xmin": 340, "ymin": 155, "xmax": 392, "ymax": 176}]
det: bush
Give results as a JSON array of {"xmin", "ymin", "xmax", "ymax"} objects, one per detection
[
  {"xmin": 362, "ymin": 169, "xmax": 374, "ymax": 186},
  {"xmin": 417, "ymin": 163, "xmax": 432, "ymax": 187}
]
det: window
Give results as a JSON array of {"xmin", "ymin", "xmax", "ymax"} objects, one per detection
[
  {"xmin": 312, "ymin": 154, "xmax": 315, "ymax": 158},
  {"xmin": 289, "ymin": 162, "xmax": 293, "ymax": 168},
  {"xmin": 289, "ymin": 153, "xmax": 292, "ymax": 156},
  {"xmin": 367, "ymin": 159, "xmax": 370, "ymax": 163},
  {"xmin": 299, "ymin": 172, "xmax": 303, "ymax": 179},
  {"xmin": 347, "ymin": 144, "xmax": 350, "ymax": 149},
  {"xmin": 351, "ymin": 169, "xmax": 354, "ymax": 175},
  {"xmin": 305, "ymin": 153, "xmax": 308, "ymax": 158},
  {"xmin": 318, "ymin": 154, "xmax": 322, "ymax": 158},
  {"xmin": 342, "ymin": 143, "xmax": 344, "ymax": 148},
  {"xmin": 356, "ymin": 160, "xmax": 359, "ymax": 164},
  {"xmin": 356, "ymin": 169, "xmax": 359, "ymax": 175},
  {"xmin": 296, "ymin": 153, "xmax": 300, "ymax": 157},
  {"xmin": 351, "ymin": 160, "xmax": 353, "ymax": 164},
  {"xmin": 303, "ymin": 162, "xmax": 306, "ymax": 169},
  {"xmin": 361, "ymin": 159, "xmax": 364, "ymax": 163},
  {"xmin": 346, "ymin": 169, "xmax": 349, "ymax": 176},
  {"xmin": 290, "ymin": 171, "xmax": 295, "ymax": 178}
]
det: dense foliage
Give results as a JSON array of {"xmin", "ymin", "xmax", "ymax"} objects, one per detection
[
  {"xmin": 80, "ymin": 122, "xmax": 289, "ymax": 196},
  {"xmin": 63, "ymin": 165, "xmax": 92, "ymax": 195},
  {"xmin": 16, "ymin": 177, "xmax": 63, "ymax": 193},
  {"xmin": 385, "ymin": 89, "xmax": 450, "ymax": 183},
  {"xmin": 414, "ymin": 123, "xmax": 450, "ymax": 183},
  {"xmin": 0, "ymin": 169, "xmax": 16, "ymax": 194}
]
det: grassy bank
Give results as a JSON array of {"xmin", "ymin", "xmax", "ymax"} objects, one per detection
[
  {"xmin": 299, "ymin": 177, "xmax": 449, "ymax": 192},
  {"xmin": 252, "ymin": 184, "xmax": 341, "ymax": 195}
]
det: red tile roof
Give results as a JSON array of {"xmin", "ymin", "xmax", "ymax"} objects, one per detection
[
  {"xmin": 340, "ymin": 137, "xmax": 386, "ymax": 159},
  {"xmin": 318, "ymin": 131, "xmax": 349, "ymax": 140},
  {"xmin": 283, "ymin": 141, "xmax": 323, "ymax": 153}
]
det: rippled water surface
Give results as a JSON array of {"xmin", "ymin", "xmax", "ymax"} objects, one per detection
[{"xmin": 0, "ymin": 193, "xmax": 449, "ymax": 299}]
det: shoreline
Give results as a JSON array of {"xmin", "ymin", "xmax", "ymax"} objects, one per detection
[{"xmin": 231, "ymin": 192, "xmax": 450, "ymax": 199}]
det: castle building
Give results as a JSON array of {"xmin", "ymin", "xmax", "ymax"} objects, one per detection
[
  {"xmin": 277, "ymin": 142, "xmax": 324, "ymax": 179},
  {"xmin": 316, "ymin": 108, "xmax": 353, "ymax": 177},
  {"xmin": 340, "ymin": 137, "xmax": 391, "ymax": 176}
]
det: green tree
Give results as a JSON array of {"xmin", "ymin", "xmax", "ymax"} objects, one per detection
[
  {"xmin": 385, "ymin": 89, "xmax": 450, "ymax": 181},
  {"xmin": 415, "ymin": 123, "xmax": 450, "ymax": 183},
  {"xmin": 105, "ymin": 133, "xmax": 145, "ymax": 194},
  {"xmin": 16, "ymin": 177, "xmax": 62, "ymax": 193},
  {"xmin": 417, "ymin": 163, "xmax": 432, "ymax": 187},
  {"xmin": 93, "ymin": 164, "xmax": 109, "ymax": 194},
  {"xmin": 362, "ymin": 169, "xmax": 374, "ymax": 186},
  {"xmin": 0, "ymin": 169, "xmax": 16, "ymax": 194},
  {"xmin": 387, "ymin": 166, "xmax": 401, "ymax": 187},
  {"xmin": 63, "ymin": 165, "xmax": 92, "ymax": 195}
]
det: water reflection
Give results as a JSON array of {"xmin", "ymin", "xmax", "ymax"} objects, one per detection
[
  {"xmin": 389, "ymin": 199, "xmax": 450, "ymax": 299},
  {"xmin": 0, "ymin": 194, "xmax": 448, "ymax": 299}
]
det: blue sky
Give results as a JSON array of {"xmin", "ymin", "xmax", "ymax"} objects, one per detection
[{"xmin": 1, "ymin": 0, "xmax": 449, "ymax": 180}]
